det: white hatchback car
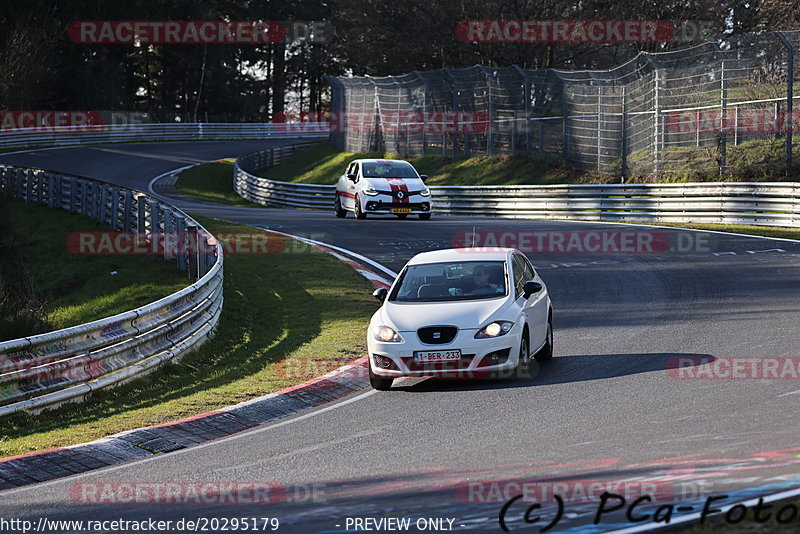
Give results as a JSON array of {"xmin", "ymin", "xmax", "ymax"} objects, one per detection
[
  {"xmin": 367, "ymin": 248, "xmax": 553, "ymax": 390},
  {"xmin": 335, "ymin": 159, "xmax": 432, "ymax": 220}
]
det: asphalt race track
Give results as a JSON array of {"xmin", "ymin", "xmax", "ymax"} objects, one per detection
[{"xmin": 1, "ymin": 141, "xmax": 800, "ymax": 533}]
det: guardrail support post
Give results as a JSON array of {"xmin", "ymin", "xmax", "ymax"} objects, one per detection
[
  {"xmin": 91, "ymin": 182, "xmax": 102, "ymax": 220},
  {"xmin": 70, "ymin": 178, "xmax": 81, "ymax": 213},
  {"xmin": 46, "ymin": 173, "xmax": 56, "ymax": 208},
  {"xmin": 187, "ymin": 223, "xmax": 199, "ymax": 280},
  {"xmin": 80, "ymin": 180, "xmax": 90, "ymax": 216},
  {"xmin": 25, "ymin": 170, "xmax": 34, "ymax": 201},
  {"xmin": 15, "ymin": 169, "xmax": 23, "ymax": 199},
  {"xmin": 163, "ymin": 209, "xmax": 175, "ymax": 261},
  {"xmin": 175, "ymin": 215, "xmax": 187, "ymax": 272},
  {"xmin": 122, "ymin": 191, "xmax": 133, "ymax": 231}
]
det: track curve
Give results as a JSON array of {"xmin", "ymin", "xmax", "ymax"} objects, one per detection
[{"xmin": 1, "ymin": 142, "xmax": 800, "ymax": 533}]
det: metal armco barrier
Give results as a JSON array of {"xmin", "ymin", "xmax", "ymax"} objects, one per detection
[
  {"xmin": 0, "ymin": 122, "xmax": 329, "ymax": 150},
  {"xmin": 233, "ymin": 146, "xmax": 800, "ymax": 227},
  {"xmin": 0, "ymin": 166, "xmax": 224, "ymax": 415}
]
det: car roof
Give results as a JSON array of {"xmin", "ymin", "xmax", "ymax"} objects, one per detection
[{"xmin": 407, "ymin": 248, "xmax": 516, "ymax": 265}]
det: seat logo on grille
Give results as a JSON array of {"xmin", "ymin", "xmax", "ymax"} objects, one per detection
[{"xmin": 433, "ymin": 331, "xmax": 441, "ymax": 339}]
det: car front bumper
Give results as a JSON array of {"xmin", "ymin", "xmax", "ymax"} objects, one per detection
[
  {"xmin": 367, "ymin": 328, "xmax": 521, "ymax": 378},
  {"xmin": 363, "ymin": 195, "xmax": 431, "ymax": 214}
]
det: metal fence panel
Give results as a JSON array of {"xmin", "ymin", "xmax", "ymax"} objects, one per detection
[{"xmin": 326, "ymin": 31, "xmax": 800, "ymax": 180}]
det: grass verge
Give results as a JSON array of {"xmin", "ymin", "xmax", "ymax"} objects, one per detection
[
  {"xmin": 0, "ymin": 215, "xmax": 376, "ymax": 457},
  {"xmin": 174, "ymin": 159, "xmax": 263, "ymax": 207},
  {"xmin": 0, "ymin": 197, "xmax": 187, "ymax": 340}
]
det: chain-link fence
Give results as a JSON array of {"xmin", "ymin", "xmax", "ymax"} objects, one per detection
[{"xmin": 326, "ymin": 30, "xmax": 800, "ymax": 181}]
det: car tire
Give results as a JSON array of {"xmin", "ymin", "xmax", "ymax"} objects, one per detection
[
  {"xmin": 369, "ymin": 361, "xmax": 393, "ymax": 390},
  {"xmin": 334, "ymin": 196, "xmax": 347, "ymax": 218},
  {"xmin": 355, "ymin": 196, "xmax": 367, "ymax": 219},
  {"xmin": 533, "ymin": 319, "xmax": 553, "ymax": 361},
  {"xmin": 514, "ymin": 330, "xmax": 531, "ymax": 379},
  {"xmin": 419, "ymin": 213, "xmax": 431, "ymax": 220}
]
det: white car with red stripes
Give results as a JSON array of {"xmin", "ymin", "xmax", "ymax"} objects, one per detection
[{"xmin": 335, "ymin": 159, "xmax": 432, "ymax": 220}]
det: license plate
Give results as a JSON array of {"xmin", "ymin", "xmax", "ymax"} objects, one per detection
[
  {"xmin": 414, "ymin": 350, "xmax": 462, "ymax": 362},
  {"xmin": 392, "ymin": 208, "xmax": 412, "ymax": 214}
]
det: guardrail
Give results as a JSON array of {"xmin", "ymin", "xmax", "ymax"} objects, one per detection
[
  {"xmin": 0, "ymin": 165, "xmax": 223, "ymax": 415},
  {"xmin": 0, "ymin": 122, "xmax": 329, "ymax": 150},
  {"xmin": 233, "ymin": 147, "xmax": 800, "ymax": 227},
  {"xmin": 234, "ymin": 141, "xmax": 329, "ymax": 207}
]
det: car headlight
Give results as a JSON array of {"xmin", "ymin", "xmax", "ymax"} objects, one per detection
[
  {"xmin": 363, "ymin": 186, "xmax": 379, "ymax": 196},
  {"xmin": 475, "ymin": 321, "xmax": 514, "ymax": 339},
  {"xmin": 372, "ymin": 325, "xmax": 403, "ymax": 342},
  {"xmin": 420, "ymin": 188, "xmax": 431, "ymax": 197}
]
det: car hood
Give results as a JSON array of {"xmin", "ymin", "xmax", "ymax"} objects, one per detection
[
  {"xmin": 378, "ymin": 297, "xmax": 511, "ymax": 332},
  {"xmin": 364, "ymin": 177, "xmax": 426, "ymax": 191}
]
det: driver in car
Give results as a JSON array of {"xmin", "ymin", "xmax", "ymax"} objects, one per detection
[{"xmin": 468, "ymin": 266, "xmax": 502, "ymax": 295}]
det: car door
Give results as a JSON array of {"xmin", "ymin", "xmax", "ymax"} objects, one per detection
[
  {"xmin": 518, "ymin": 253, "xmax": 548, "ymax": 346},
  {"xmin": 338, "ymin": 162, "xmax": 358, "ymax": 210}
]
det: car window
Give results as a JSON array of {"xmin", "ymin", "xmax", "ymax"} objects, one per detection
[
  {"xmin": 518, "ymin": 254, "xmax": 535, "ymax": 282},
  {"xmin": 512, "ymin": 255, "xmax": 527, "ymax": 299},
  {"xmin": 523, "ymin": 256, "xmax": 537, "ymax": 280},
  {"xmin": 362, "ymin": 161, "xmax": 418, "ymax": 178},
  {"xmin": 388, "ymin": 261, "xmax": 507, "ymax": 302}
]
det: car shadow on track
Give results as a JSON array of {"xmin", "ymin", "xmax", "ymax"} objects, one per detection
[{"xmin": 391, "ymin": 352, "xmax": 716, "ymax": 392}]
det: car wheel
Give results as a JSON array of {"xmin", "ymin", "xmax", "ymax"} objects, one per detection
[
  {"xmin": 369, "ymin": 361, "xmax": 393, "ymax": 390},
  {"xmin": 514, "ymin": 330, "xmax": 531, "ymax": 379},
  {"xmin": 419, "ymin": 213, "xmax": 431, "ymax": 220},
  {"xmin": 334, "ymin": 196, "xmax": 347, "ymax": 218},
  {"xmin": 355, "ymin": 195, "xmax": 367, "ymax": 219},
  {"xmin": 533, "ymin": 319, "xmax": 553, "ymax": 361}
]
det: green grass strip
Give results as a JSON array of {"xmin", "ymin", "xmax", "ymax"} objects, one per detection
[
  {"xmin": 1, "ymin": 198, "xmax": 187, "ymax": 339},
  {"xmin": 174, "ymin": 159, "xmax": 263, "ymax": 207},
  {"xmin": 0, "ymin": 215, "xmax": 377, "ymax": 457}
]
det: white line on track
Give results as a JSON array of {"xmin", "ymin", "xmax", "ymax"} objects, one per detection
[{"xmin": 256, "ymin": 227, "xmax": 399, "ymax": 279}]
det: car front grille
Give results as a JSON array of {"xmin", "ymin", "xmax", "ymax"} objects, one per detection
[{"xmin": 417, "ymin": 326, "xmax": 458, "ymax": 344}]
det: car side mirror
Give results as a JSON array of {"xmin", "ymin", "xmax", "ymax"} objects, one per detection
[
  {"xmin": 523, "ymin": 281, "xmax": 542, "ymax": 299},
  {"xmin": 372, "ymin": 287, "xmax": 388, "ymax": 302},
  {"xmin": 347, "ymin": 173, "xmax": 357, "ymax": 182},
  {"xmin": 419, "ymin": 174, "xmax": 428, "ymax": 183}
]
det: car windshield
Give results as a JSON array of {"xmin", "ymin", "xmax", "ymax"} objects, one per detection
[
  {"xmin": 389, "ymin": 261, "xmax": 507, "ymax": 302},
  {"xmin": 362, "ymin": 161, "xmax": 418, "ymax": 179}
]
